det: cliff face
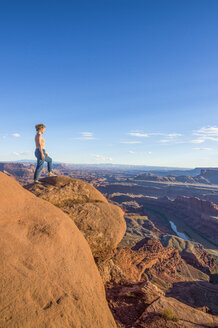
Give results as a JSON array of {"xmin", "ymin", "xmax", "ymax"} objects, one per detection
[
  {"xmin": 105, "ymin": 237, "xmax": 218, "ymax": 327},
  {"xmin": 112, "ymin": 237, "xmax": 207, "ymax": 286},
  {"xmin": 135, "ymin": 172, "xmax": 211, "ymax": 184},
  {"xmin": 0, "ymin": 162, "xmax": 61, "ymax": 184},
  {"xmin": 0, "ymin": 172, "xmax": 117, "ymax": 328},
  {"xmin": 25, "ymin": 176, "xmax": 126, "ymax": 260},
  {"xmin": 171, "ymin": 196, "xmax": 218, "ymax": 246},
  {"xmin": 1, "ymin": 172, "xmax": 218, "ymax": 328},
  {"xmin": 174, "ymin": 195, "xmax": 218, "ymax": 214},
  {"xmin": 200, "ymin": 168, "xmax": 218, "ymax": 184},
  {"xmin": 160, "ymin": 235, "xmax": 216, "ymax": 274},
  {"xmin": 0, "ymin": 162, "xmax": 34, "ymax": 179}
]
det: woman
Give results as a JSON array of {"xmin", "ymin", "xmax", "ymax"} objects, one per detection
[{"xmin": 33, "ymin": 123, "xmax": 56, "ymax": 183}]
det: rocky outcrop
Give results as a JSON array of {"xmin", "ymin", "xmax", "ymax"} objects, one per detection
[
  {"xmin": 117, "ymin": 215, "xmax": 162, "ymax": 248},
  {"xmin": 0, "ymin": 162, "xmax": 60, "ymax": 184},
  {"xmin": 137, "ymin": 295, "xmax": 218, "ymax": 327},
  {"xmin": 111, "ymin": 237, "xmax": 206, "ymax": 286},
  {"xmin": 106, "ymin": 279, "xmax": 218, "ymax": 327},
  {"xmin": 171, "ymin": 196, "xmax": 218, "ymax": 246},
  {"xmin": 135, "ymin": 172, "xmax": 211, "ymax": 185},
  {"xmin": 0, "ymin": 172, "xmax": 117, "ymax": 328},
  {"xmin": 166, "ymin": 280, "xmax": 218, "ymax": 316},
  {"xmin": 25, "ymin": 176, "xmax": 126, "ymax": 259},
  {"xmin": 160, "ymin": 235, "xmax": 217, "ymax": 274},
  {"xmin": 175, "ymin": 195, "xmax": 218, "ymax": 214},
  {"xmin": 0, "ymin": 162, "xmax": 34, "ymax": 179},
  {"xmin": 200, "ymin": 168, "xmax": 218, "ymax": 184},
  {"xmin": 105, "ymin": 280, "xmax": 164, "ymax": 327}
]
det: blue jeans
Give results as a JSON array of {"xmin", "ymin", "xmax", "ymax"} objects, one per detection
[{"xmin": 34, "ymin": 148, "xmax": 52, "ymax": 180}]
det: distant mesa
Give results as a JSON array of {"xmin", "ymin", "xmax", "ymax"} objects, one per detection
[
  {"xmin": 200, "ymin": 168, "xmax": 218, "ymax": 184},
  {"xmin": 0, "ymin": 162, "xmax": 61, "ymax": 184},
  {"xmin": 135, "ymin": 168, "xmax": 218, "ymax": 185}
]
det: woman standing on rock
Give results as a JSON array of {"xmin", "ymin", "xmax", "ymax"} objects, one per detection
[{"xmin": 33, "ymin": 123, "xmax": 56, "ymax": 183}]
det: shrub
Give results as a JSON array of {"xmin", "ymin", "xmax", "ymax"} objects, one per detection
[
  {"xmin": 125, "ymin": 292, "xmax": 135, "ymax": 297},
  {"xmin": 161, "ymin": 308, "xmax": 179, "ymax": 322}
]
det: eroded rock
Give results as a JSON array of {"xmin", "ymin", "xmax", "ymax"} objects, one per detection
[
  {"xmin": 0, "ymin": 172, "xmax": 117, "ymax": 328},
  {"xmin": 25, "ymin": 176, "xmax": 126, "ymax": 259}
]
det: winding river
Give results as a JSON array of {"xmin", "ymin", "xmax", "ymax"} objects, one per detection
[{"xmin": 169, "ymin": 220, "xmax": 189, "ymax": 240}]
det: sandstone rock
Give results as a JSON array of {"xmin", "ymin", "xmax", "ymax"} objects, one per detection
[
  {"xmin": 113, "ymin": 237, "xmax": 190, "ymax": 285},
  {"xmin": 97, "ymin": 257, "xmax": 127, "ymax": 284},
  {"xmin": 166, "ymin": 280, "xmax": 218, "ymax": 316},
  {"xmin": 106, "ymin": 276, "xmax": 218, "ymax": 328},
  {"xmin": 111, "ymin": 237, "xmax": 209, "ymax": 294},
  {"xmin": 135, "ymin": 171, "xmax": 211, "ymax": 184},
  {"xmin": 0, "ymin": 172, "xmax": 117, "ymax": 328},
  {"xmin": 0, "ymin": 162, "xmax": 61, "ymax": 185},
  {"xmin": 171, "ymin": 196, "xmax": 218, "ymax": 246},
  {"xmin": 25, "ymin": 176, "xmax": 126, "ymax": 259},
  {"xmin": 105, "ymin": 280, "xmax": 161, "ymax": 327},
  {"xmin": 118, "ymin": 215, "xmax": 162, "ymax": 248},
  {"xmin": 160, "ymin": 234, "xmax": 217, "ymax": 274},
  {"xmin": 200, "ymin": 168, "xmax": 218, "ymax": 184},
  {"xmin": 138, "ymin": 295, "xmax": 218, "ymax": 327},
  {"xmin": 116, "ymin": 280, "xmax": 164, "ymax": 303}
]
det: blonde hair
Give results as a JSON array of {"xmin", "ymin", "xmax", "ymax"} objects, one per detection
[{"xmin": 35, "ymin": 123, "xmax": 46, "ymax": 132}]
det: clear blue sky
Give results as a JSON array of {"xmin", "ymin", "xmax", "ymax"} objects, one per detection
[{"xmin": 0, "ymin": 0, "xmax": 218, "ymax": 167}]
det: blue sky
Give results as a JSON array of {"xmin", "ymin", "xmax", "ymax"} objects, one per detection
[{"xmin": 0, "ymin": 0, "xmax": 218, "ymax": 168}]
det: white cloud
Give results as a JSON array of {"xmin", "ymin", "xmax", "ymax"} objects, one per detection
[
  {"xmin": 128, "ymin": 150, "xmax": 135, "ymax": 154},
  {"xmin": 128, "ymin": 131, "xmax": 182, "ymax": 138},
  {"xmin": 192, "ymin": 147, "xmax": 213, "ymax": 151},
  {"xmin": 81, "ymin": 132, "xmax": 93, "ymax": 137},
  {"xmin": 148, "ymin": 151, "xmax": 152, "ymax": 154},
  {"xmin": 193, "ymin": 126, "xmax": 218, "ymax": 136},
  {"xmin": 167, "ymin": 133, "xmax": 182, "ymax": 137},
  {"xmin": 91, "ymin": 154, "xmax": 112, "ymax": 162},
  {"xmin": 120, "ymin": 141, "xmax": 142, "ymax": 144},
  {"xmin": 149, "ymin": 133, "xmax": 165, "ymax": 136},
  {"xmin": 11, "ymin": 133, "xmax": 20, "ymax": 137},
  {"xmin": 191, "ymin": 126, "xmax": 218, "ymax": 143},
  {"xmin": 191, "ymin": 139, "xmax": 205, "ymax": 144},
  {"xmin": 128, "ymin": 132, "xmax": 149, "ymax": 137},
  {"xmin": 205, "ymin": 137, "xmax": 218, "ymax": 142},
  {"xmin": 159, "ymin": 139, "xmax": 171, "ymax": 143},
  {"xmin": 12, "ymin": 151, "xmax": 32, "ymax": 156},
  {"xmin": 73, "ymin": 132, "xmax": 96, "ymax": 140}
]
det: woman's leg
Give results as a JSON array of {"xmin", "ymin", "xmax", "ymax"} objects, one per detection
[
  {"xmin": 34, "ymin": 158, "xmax": 45, "ymax": 180},
  {"xmin": 34, "ymin": 149, "xmax": 45, "ymax": 180},
  {"xmin": 44, "ymin": 154, "xmax": 52, "ymax": 172}
]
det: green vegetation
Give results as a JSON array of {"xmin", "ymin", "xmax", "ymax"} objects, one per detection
[
  {"xmin": 125, "ymin": 292, "xmax": 135, "ymax": 297},
  {"xmin": 161, "ymin": 308, "xmax": 179, "ymax": 322}
]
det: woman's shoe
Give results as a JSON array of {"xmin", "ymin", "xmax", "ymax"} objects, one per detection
[
  {"xmin": 34, "ymin": 179, "xmax": 42, "ymax": 184},
  {"xmin": 48, "ymin": 171, "xmax": 57, "ymax": 177}
]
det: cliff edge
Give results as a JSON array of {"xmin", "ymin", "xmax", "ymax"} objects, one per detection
[
  {"xmin": 25, "ymin": 176, "xmax": 126, "ymax": 259},
  {"xmin": 0, "ymin": 172, "xmax": 117, "ymax": 328}
]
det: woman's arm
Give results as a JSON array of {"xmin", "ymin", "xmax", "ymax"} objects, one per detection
[{"xmin": 36, "ymin": 135, "xmax": 45, "ymax": 159}]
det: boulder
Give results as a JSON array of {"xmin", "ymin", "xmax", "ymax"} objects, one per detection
[
  {"xmin": 25, "ymin": 176, "xmax": 126, "ymax": 259},
  {"xmin": 0, "ymin": 172, "xmax": 117, "ymax": 328},
  {"xmin": 138, "ymin": 296, "xmax": 218, "ymax": 327}
]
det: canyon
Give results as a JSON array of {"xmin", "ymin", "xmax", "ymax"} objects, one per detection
[{"xmin": 0, "ymin": 163, "xmax": 218, "ymax": 327}]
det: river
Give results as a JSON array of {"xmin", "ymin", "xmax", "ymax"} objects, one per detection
[{"xmin": 169, "ymin": 220, "xmax": 189, "ymax": 240}]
